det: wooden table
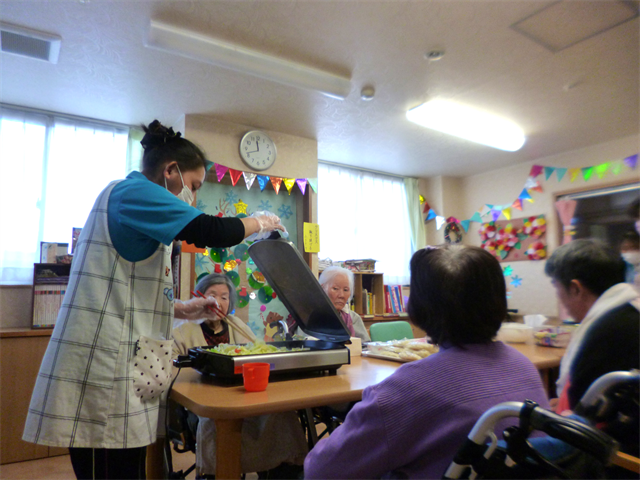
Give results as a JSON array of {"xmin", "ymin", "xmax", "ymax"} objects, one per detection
[{"xmin": 168, "ymin": 343, "xmax": 565, "ymax": 479}]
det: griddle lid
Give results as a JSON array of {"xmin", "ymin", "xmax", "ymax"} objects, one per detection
[{"xmin": 248, "ymin": 238, "xmax": 351, "ymax": 343}]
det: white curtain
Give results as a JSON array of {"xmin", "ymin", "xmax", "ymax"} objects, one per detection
[
  {"xmin": 0, "ymin": 107, "xmax": 130, "ymax": 284},
  {"xmin": 403, "ymin": 177, "xmax": 427, "ymax": 252},
  {"xmin": 318, "ymin": 163, "xmax": 412, "ymax": 285}
]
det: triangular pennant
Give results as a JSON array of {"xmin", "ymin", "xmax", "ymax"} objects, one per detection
[
  {"xmin": 529, "ymin": 165, "xmax": 544, "ymax": 177},
  {"xmin": 519, "ymin": 189, "xmax": 532, "ymax": 202},
  {"xmin": 556, "ymin": 167, "xmax": 567, "ymax": 182},
  {"xmin": 491, "ymin": 209, "xmax": 502, "ymax": 221},
  {"xmin": 512, "ymin": 199, "xmax": 523, "ymax": 211},
  {"xmin": 460, "ymin": 219, "xmax": 471, "ymax": 232},
  {"xmin": 611, "ymin": 160, "xmax": 623, "ymax": 175},
  {"xmin": 544, "ymin": 167, "xmax": 555, "ymax": 181},
  {"xmin": 624, "ymin": 154, "xmax": 638, "ymax": 169},
  {"xmin": 582, "ymin": 167, "xmax": 594, "ymax": 181},
  {"xmin": 270, "ymin": 177, "xmax": 283, "ymax": 194},
  {"xmin": 435, "ymin": 216, "xmax": 446, "ymax": 230},
  {"xmin": 307, "ymin": 178, "xmax": 318, "ymax": 192},
  {"xmin": 257, "ymin": 175, "xmax": 270, "ymax": 191},
  {"xmin": 426, "ymin": 209, "xmax": 437, "ymax": 221},
  {"xmin": 524, "ymin": 177, "xmax": 538, "ymax": 189},
  {"xmin": 569, "ymin": 168, "xmax": 581, "ymax": 182},
  {"xmin": 531, "ymin": 181, "xmax": 543, "ymax": 193},
  {"xmin": 283, "ymin": 178, "xmax": 296, "ymax": 195},
  {"xmin": 423, "ymin": 202, "xmax": 431, "ymax": 214},
  {"xmin": 446, "ymin": 216, "xmax": 459, "ymax": 224},
  {"xmin": 419, "ymin": 195, "xmax": 425, "ymax": 204},
  {"xmin": 215, "ymin": 164, "xmax": 228, "ymax": 182},
  {"xmin": 502, "ymin": 207, "xmax": 511, "ymax": 220},
  {"xmin": 228, "ymin": 168, "xmax": 243, "ymax": 186},
  {"xmin": 480, "ymin": 205, "xmax": 491, "ymax": 216},
  {"xmin": 296, "ymin": 178, "xmax": 307, "ymax": 195},
  {"xmin": 595, "ymin": 163, "xmax": 609, "ymax": 179},
  {"xmin": 470, "ymin": 212, "xmax": 483, "ymax": 223},
  {"xmin": 243, "ymin": 172, "xmax": 257, "ymax": 190}
]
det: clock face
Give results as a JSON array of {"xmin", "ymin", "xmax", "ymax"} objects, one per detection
[{"xmin": 239, "ymin": 131, "xmax": 277, "ymax": 171}]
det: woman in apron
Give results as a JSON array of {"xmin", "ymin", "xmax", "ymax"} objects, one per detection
[{"xmin": 23, "ymin": 120, "xmax": 284, "ymax": 479}]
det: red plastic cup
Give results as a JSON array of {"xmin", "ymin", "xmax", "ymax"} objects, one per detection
[{"xmin": 242, "ymin": 362, "xmax": 270, "ymax": 392}]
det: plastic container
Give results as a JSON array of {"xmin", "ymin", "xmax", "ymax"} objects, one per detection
[
  {"xmin": 533, "ymin": 325, "xmax": 576, "ymax": 348},
  {"xmin": 497, "ymin": 323, "xmax": 533, "ymax": 344},
  {"xmin": 242, "ymin": 362, "xmax": 270, "ymax": 392}
]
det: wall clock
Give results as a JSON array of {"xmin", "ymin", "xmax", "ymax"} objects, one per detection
[{"xmin": 239, "ymin": 130, "xmax": 277, "ymax": 171}]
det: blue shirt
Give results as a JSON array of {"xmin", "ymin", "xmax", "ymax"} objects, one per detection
[{"xmin": 107, "ymin": 171, "xmax": 202, "ymax": 262}]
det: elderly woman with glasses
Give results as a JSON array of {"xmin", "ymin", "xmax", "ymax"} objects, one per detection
[{"xmin": 304, "ymin": 245, "xmax": 549, "ymax": 479}]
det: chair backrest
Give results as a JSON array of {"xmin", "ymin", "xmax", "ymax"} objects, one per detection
[{"xmin": 369, "ymin": 320, "xmax": 413, "ymax": 342}]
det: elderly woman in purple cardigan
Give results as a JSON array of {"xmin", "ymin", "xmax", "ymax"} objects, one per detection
[{"xmin": 304, "ymin": 245, "xmax": 549, "ymax": 479}]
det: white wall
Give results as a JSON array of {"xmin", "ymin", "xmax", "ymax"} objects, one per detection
[{"xmin": 460, "ymin": 134, "xmax": 639, "ymax": 317}]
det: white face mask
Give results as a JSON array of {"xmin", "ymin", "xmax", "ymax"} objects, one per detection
[
  {"xmin": 622, "ymin": 251, "xmax": 640, "ymax": 267},
  {"xmin": 165, "ymin": 165, "xmax": 194, "ymax": 205}
]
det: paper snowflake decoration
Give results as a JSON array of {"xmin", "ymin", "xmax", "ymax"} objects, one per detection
[
  {"xmin": 194, "ymin": 254, "xmax": 210, "ymax": 270},
  {"xmin": 196, "ymin": 199, "xmax": 207, "ymax": 212},
  {"xmin": 503, "ymin": 265, "xmax": 513, "ymax": 276},
  {"xmin": 234, "ymin": 199, "xmax": 248, "ymax": 214},
  {"xmin": 258, "ymin": 200, "xmax": 273, "ymax": 211},
  {"xmin": 225, "ymin": 191, "xmax": 239, "ymax": 204},
  {"xmin": 510, "ymin": 275, "xmax": 523, "ymax": 288},
  {"xmin": 278, "ymin": 204, "xmax": 293, "ymax": 219}
]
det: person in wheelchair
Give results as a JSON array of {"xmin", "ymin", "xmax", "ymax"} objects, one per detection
[
  {"xmin": 172, "ymin": 273, "xmax": 308, "ymax": 479},
  {"xmin": 304, "ymin": 245, "xmax": 550, "ymax": 479}
]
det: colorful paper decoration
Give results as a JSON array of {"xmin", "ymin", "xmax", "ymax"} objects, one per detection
[
  {"xmin": 544, "ymin": 167, "xmax": 555, "ymax": 181},
  {"xmin": 511, "ymin": 199, "xmax": 523, "ymax": 211},
  {"xmin": 460, "ymin": 219, "xmax": 471, "ymax": 232},
  {"xmin": 215, "ymin": 164, "xmax": 228, "ymax": 182},
  {"xmin": 419, "ymin": 195, "xmax": 425, "ymax": 204},
  {"xmin": 423, "ymin": 202, "xmax": 431, "ymax": 213},
  {"xmin": 243, "ymin": 172, "xmax": 257, "ymax": 190},
  {"xmin": 581, "ymin": 166, "xmax": 593, "ymax": 181},
  {"xmin": 234, "ymin": 199, "xmax": 248, "ymax": 214},
  {"xmin": 595, "ymin": 163, "xmax": 609, "ymax": 179},
  {"xmin": 436, "ymin": 216, "xmax": 446, "ymax": 230},
  {"xmin": 503, "ymin": 265, "xmax": 513, "ymax": 276},
  {"xmin": 307, "ymin": 178, "xmax": 318, "ymax": 192},
  {"xmin": 228, "ymin": 168, "xmax": 243, "ymax": 186},
  {"xmin": 257, "ymin": 175, "xmax": 270, "ymax": 191},
  {"xmin": 555, "ymin": 167, "xmax": 567, "ymax": 181},
  {"xmin": 270, "ymin": 177, "xmax": 282, "ymax": 194},
  {"xmin": 479, "ymin": 222, "xmax": 497, "ymax": 241},
  {"xmin": 470, "ymin": 212, "xmax": 483, "ymax": 223},
  {"xmin": 426, "ymin": 209, "xmax": 437, "ymax": 220},
  {"xmin": 526, "ymin": 241, "xmax": 546, "ymax": 260},
  {"xmin": 522, "ymin": 215, "xmax": 546, "ymax": 238},
  {"xmin": 570, "ymin": 168, "xmax": 581, "ymax": 182},
  {"xmin": 529, "ymin": 165, "xmax": 544, "ymax": 177},
  {"xmin": 611, "ymin": 161, "xmax": 623, "ymax": 175},
  {"xmin": 510, "ymin": 275, "xmax": 523, "ymax": 287},
  {"xmin": 296, "ymin": 179, "xmax": 307, "ymax": 195},
  {"xmin": 624, "ymin": 154, "xmax": 638, "ymax": 169},
  {"xmin": 502, "ymin": 207, "xmax": 511, "ymax": 220},
  {"xmin": 283, "ymin": 178, "xmax": 296, "ymax": 194}
]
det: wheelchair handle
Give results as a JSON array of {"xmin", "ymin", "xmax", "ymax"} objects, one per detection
[{"xmin": 574, "ymin": 370, "xmax": 639, "ymax": 418}]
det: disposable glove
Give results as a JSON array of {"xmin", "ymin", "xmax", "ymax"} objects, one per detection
[
  {"xmin": 246, "ymin": 211, "xmax": 289, "ymax": 241},
  {"xmin": 174, "ymin": 296, "xmax": 221, "ymax": 321}
]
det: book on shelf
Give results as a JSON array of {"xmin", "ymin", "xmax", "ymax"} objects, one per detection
[
  {"xmin": 40, "ymin": 242, "xmax": 69, "ymax": 264},
  {"xmin": 32, "ymin": 284, "xmax": 66, "ymax": 328}
]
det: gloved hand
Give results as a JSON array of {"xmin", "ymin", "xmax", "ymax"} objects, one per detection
[
  {"xmin": 246, "ymin": 211, "xmax": 289, "ymax": 241},
  {"xmin": 174, "ymin": 296, "xmax": 221, "ymax": 321}
]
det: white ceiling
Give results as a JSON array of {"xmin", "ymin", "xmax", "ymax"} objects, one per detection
[{"xmin": 1, "ymin": 0, "xmax": 638, "ymax": 178}]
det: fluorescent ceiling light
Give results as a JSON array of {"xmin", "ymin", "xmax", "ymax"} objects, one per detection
[
  {"xmin": 145, "ymin": 19, "xmax": 351, "ymax": 100},
  {"xmin": 406, "ymin": 99, "xmax": 526, "ymax": 151}
]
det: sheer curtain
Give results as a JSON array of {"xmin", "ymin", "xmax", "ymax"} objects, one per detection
[
  {"xmin": 318, "ymin": 163, "xmax": 412, "ymax": 285},
  {"xmin": 0, "ymin": 107, "xmax": 130, "ymax": 284}
]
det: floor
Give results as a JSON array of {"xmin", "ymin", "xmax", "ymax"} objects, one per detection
[{"xmin": 0, "ymin": 451, "xmax": 265, "ymax": 480}]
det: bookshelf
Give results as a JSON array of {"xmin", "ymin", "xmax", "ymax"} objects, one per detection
[
  {"xmin": 353, "ymin": 272, "xmax": 385, "ymax": 316},
  {"xmin": 31, "ymin": 263, "xmax": 71, "ymax": 329}
]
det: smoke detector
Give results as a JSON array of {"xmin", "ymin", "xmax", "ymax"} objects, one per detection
[{"xmin": 0, "ymin": 22, "xmax": 61, "ymax": 63}]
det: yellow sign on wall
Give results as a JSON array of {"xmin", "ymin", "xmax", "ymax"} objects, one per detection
[{"xmin": 303, "ymin": 222, "xmax": 320, "ymax": 253}]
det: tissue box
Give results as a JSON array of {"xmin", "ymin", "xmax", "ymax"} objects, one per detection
[{"xmin": 497, "ymin": 323, "xmax": 533, "ymax": 344}]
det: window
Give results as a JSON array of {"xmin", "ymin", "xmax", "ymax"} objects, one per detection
[
  {"xmin": 0, "ymin": 106, "xmax": 131, "ymax": 284},
  {"xmin": 317, "ymin": 163, "xmax": 412, "ymax": 285}
]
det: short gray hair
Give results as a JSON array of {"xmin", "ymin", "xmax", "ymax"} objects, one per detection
[
  {"xmin": 318, "ymin": 266, "xmax": 354, "ymax": 302},
  {"xmin": 194, "ymin": 273, "xmax": 237, "ymax": 315}
]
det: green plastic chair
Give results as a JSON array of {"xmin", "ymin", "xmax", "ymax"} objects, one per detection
[{"xmin": 369, "ymin": 321, "xmax": 414, "ymax": 342}]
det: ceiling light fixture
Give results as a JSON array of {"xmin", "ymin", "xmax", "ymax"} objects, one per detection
[
  {"xmin": 406, "ymin": 99, "xmax": 526, "ymax": 151},
  {"xmin": 145, "ymin": 19, "xmax": 351, "ymax": 100}
]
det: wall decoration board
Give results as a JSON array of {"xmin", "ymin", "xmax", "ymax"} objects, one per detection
[
  {"xmin": 193, "ymin": 181, "xmax": 299, "ymax": 341},
  {"xmin": 479, "ymin": 215, "xmax": 546, "ymax": 262}
]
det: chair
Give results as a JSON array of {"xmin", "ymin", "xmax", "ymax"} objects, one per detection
[{"xmin": 370, "ymin": 320, "xmax": 413, "ymax": 342}]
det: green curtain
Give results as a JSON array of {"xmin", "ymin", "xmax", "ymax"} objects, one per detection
[{"xmin": 403, "ymin": 177, "xmax": 426, "ymax": 253}]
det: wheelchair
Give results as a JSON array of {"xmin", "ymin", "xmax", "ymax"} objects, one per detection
[{"xmin": 443, "ymin": 370, "xmax": 639, "ymax": 479}]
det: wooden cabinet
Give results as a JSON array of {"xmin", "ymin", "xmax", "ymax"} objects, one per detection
[
  {"xmin": 352, "ymin": 272, "xmax": 385, "ymax": 315},
  {"xmin": 0, "ymin": 329, "xmax": 67, "ymax": 464}
]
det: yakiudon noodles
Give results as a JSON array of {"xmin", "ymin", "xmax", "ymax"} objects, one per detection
[{"xmin": 211, "ymin": 341, "xmax": 308, "ymax": 356}]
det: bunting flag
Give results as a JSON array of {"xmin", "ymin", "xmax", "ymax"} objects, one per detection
[
  {"xmin": 423, "ymin": 202, "xmax": 431, "ymax": 213},
  {"xmin": 446, "ymin": 216, "xmax": 459, "ymax": 223},
  {"xmin": 243, "ymin": 172, "xmax": 257, "ymax": 190},
  {"xmin": 460, "ymin": 219, "xmax": 471, "ymax": 232},
  {"xmin": 296, "ymin": 178, "xmax": 307, "ymax": 195},
  {"xmin": 229, "ymin": 168, "xmax": 243, "ymax": 186},
  {"xmin": 569, "ymin": 168, "xmax": 581, "ymax": 182},
  {"xmin": 436, "ymin": 216, "xmax": 446, "ymax": 230},
  {"xmin": 544, "ymin": 167, "xmax": 555, "ymax": 181},
  {"xmin": 470, "ymin": 212, "xmax": 483, "ymax": 223},
  {"xmin": 307, "ymin": 178, "xmax": 318, "ymax": 192},
  {"xmin": 624, "ymin": 154, "xmax": 638, "ymax": 169},
  {"xmin": 426, "ymin": 209, "xmax": 437, "ymax": 220},
  {"xmin": 491, "ymin": 209, "xmax": 502, "ymax": 221},
  {"xmin": 419, "ymin": 194, "xmax": 425, "ymax": 204},
  {"xmin": 257, "ymin": 175, "xmax": 270, "ymax": 191},
  {"xmin": 519, "ymin": 189, "xmax": 532, "ymax": 203},
  {"xmin": 270, "ymin": 177, "xmax": 283, "ymax": 194},
  {"xmin": 529, "ymin": 165, "xmax": 544, "ymax": 177},
  {"xmin": 556, "ymin": 167, "xmax": 567, "ymax": 182},
  {"xmin": 524, "ymin": 177, "xmax": 538, "ymax": 189},
  {"xmin": 502, "ymin": 207, "xmax": 511, "ymax": 220},
  {"xmin": 480, "ymin": 205, "xmax": 492, "ymax": 217},
  {"xmin": 283, "ymin": 178, "xmax": 296, "ymax": 194},
  {"xmin": 530, "ymin": 181, "xmax": 543, "ymax": 193},
  {"xmin": 611, "ymin": 161, "xmax": 623, "ymax": 175},
  {"xmin": 215, "ymin": 164, "xmax": 228, "ymax": 182},
  {"xmin": 595, "ymin": 163, "xmax": 609, "ymax": 179},
  {"xmin": 582, "ymin": 167, "xmax": 594, "ymax": 181},
  {"xmin": 512, "ymin": 199, "xmax": 523, "ymax": 211}
]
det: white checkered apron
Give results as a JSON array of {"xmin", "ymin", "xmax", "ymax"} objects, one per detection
[{"xmin": 23, "ymin": 180, "xmax": 174, "ymax": 449}]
